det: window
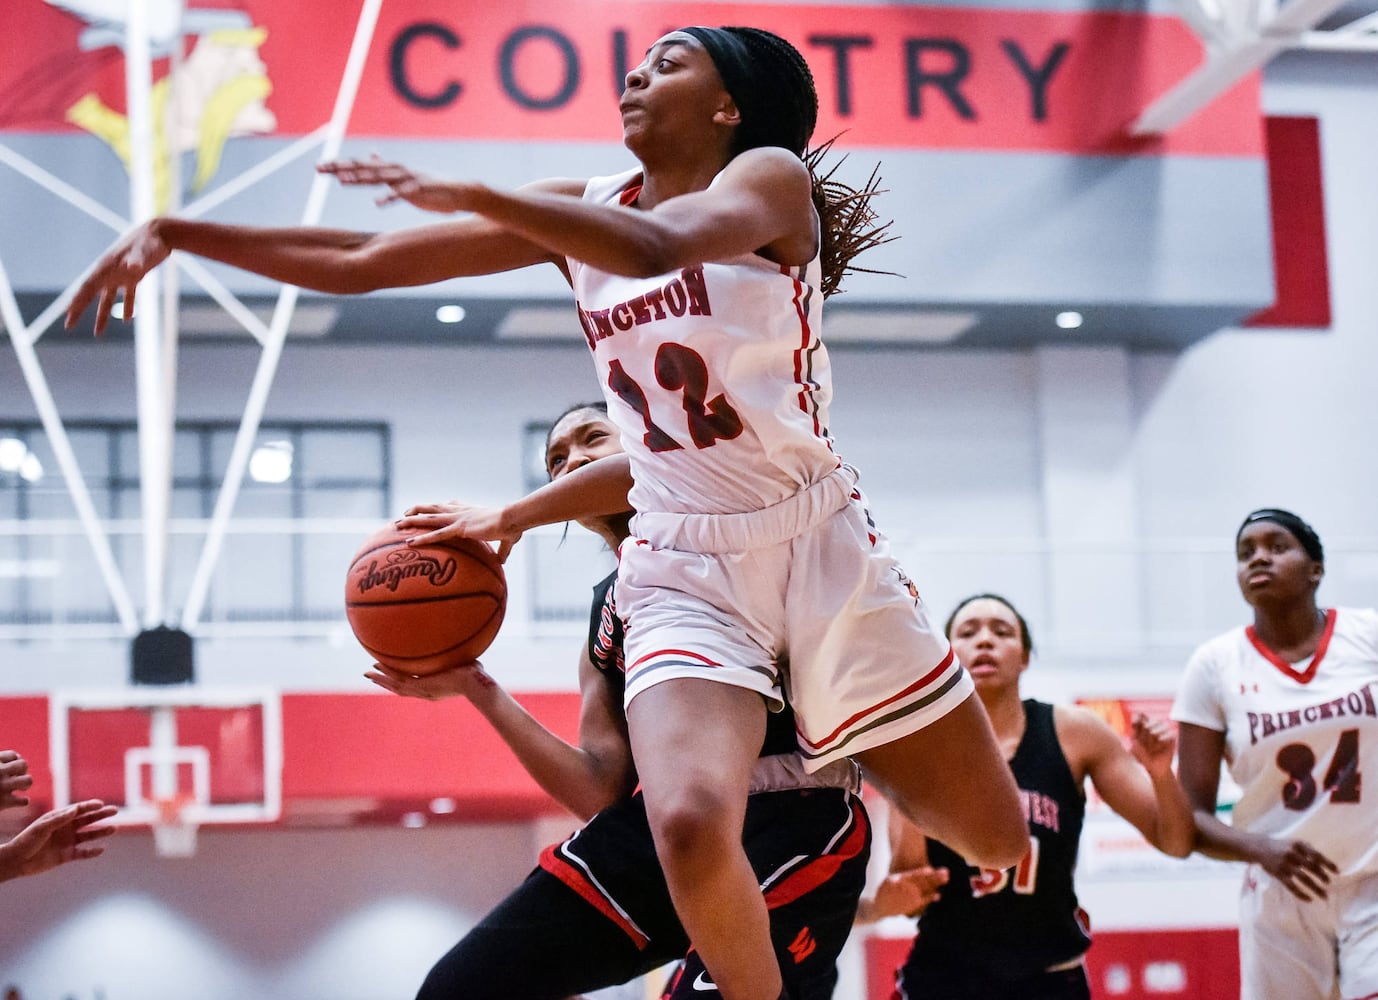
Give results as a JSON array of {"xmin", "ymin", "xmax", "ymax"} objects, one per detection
[{"xmin": 0, "ymin": 420, "xmax": 390, "ymax": 628}]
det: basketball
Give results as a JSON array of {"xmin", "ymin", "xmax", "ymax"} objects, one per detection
[{"xmin": 344, "ymin": 523, "xmax": 507, "ymax": 675}]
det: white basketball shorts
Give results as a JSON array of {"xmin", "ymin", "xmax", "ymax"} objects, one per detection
[
  {"xmin": 616, "ymin": 464, "xmax": 973, "ymax": 773},
  {"xmin": 1238, "ymin": 864, "xmax": 1378, "ymax": 1000}
]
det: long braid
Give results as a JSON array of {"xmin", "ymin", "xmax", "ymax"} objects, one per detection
[{"xmin": 806, "ymin": 137, "xmax": 896, "ymax": 299}]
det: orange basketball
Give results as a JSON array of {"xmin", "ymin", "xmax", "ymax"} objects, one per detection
[{"xmin": 344, "ymin": 523, "xmax": 507, "ymax": 675}]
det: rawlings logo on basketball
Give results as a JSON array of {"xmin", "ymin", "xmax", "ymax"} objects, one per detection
[{"xmin": 354, "ymin": 550, "xmax": 457, "ymax": 594}]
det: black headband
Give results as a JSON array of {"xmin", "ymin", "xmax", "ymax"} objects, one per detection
[
  {"xmin": 681, "ymin": 27, "xmax": 755, "ymax": 103},
  {"xmin": 1237, "ymin": 508, "xmax": 1325, "ymax": 563},
  {"xmin": 679, "ymin": 26, "xmax": 815, "ymax": 157}
]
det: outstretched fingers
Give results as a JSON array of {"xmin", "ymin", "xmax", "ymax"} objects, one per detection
[{"xmin": 0, "ymin": 751, "xmax": 33, "ymax": 809}]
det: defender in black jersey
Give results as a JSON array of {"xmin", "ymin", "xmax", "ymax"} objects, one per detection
[
  {"xmin": 369, "ymin": 404, "xmax": 870, "ymax": 1000},
  {"xmin": 861, "ymin": 595, "xmax": 1194, "ymax": 1000}
]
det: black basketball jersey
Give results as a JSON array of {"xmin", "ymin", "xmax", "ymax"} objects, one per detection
[
  {"xmin": 903, "ymin": 699, "xmax": 1091, "ymax": 984},
  {"xmin": 588, "ymin": 570, "xmax": 799, "ymax": 757}
]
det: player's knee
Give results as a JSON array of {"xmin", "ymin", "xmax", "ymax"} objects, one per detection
[
  {"xmin": 646, "ymin": 787, "xmax": 738, "ymax": 870},
  {"xmin": 968, "ymin": 821, "xmax": 1030, "ymax": 872}
]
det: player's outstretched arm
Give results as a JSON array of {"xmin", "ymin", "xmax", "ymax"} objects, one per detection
[
  {"xmin": 0, "ymin": 800, "xmax": 117, "ymax": 883},
  {"xmin": 1071, "ymin": 709, "xmax": 1196, "ymax": 858},
  {"xmin": 0, "ymin": 751, "xmax": 34, "ymax": 811},
  {"xmin": 366, "ymin": 651, "xmax": 634, "ymax": 820},
  {"xmin": 398, "ymin": 454, "xmax": 635, "ymax": 558},
  {"xmin": 64, "ymin": 177, "xmax": 581, "ymax": 335},
  {"xmin": 323, "ymin": 148, "xmax": 815, "ymax": 279},
  {"xmin": 1176, "ymin": 721, "xmax": 1338, "ymax": 899}
]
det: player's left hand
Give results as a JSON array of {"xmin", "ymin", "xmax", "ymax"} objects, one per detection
[
  {"xmin": 1128, "ymin": 713, "xmax": 1178, "ymax": 777},
  {"xmin": 396, "ymin": 501, "xmax": 522, "ymax": 562},
  {"xmin": 318, "ymin": 156, "xmax": 480, "ymax": 214},
  {"xmin": 365, "ymin": 661, "xmax": 494, "ymax": 702}
]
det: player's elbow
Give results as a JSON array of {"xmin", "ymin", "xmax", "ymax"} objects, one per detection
[
  {"xmin": 317, "ymin": 237, "xmax": 402, "ymax": 294},
  {"xmin": 568, "ymin": 782, "xmax": 626, "ymax": 822},
  {"xmin": 616, "ymin": 227, "xmax": 692, "ymax": 279},
  {"xmin": 1156, "ymin": 836, "xmax": 1194, "ymax": 859}
]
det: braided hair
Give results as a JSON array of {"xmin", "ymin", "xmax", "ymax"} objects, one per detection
[{"xmin": 682, "ymin": 25, "xmax": 894, "ymax": 299}]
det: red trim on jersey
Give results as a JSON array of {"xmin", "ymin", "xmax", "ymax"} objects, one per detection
[
  {"xmin": 799, "ymin": 649, "xmax": 958, "ymax": 751},
  {"xmin": 619, "ymin": 181, "xmax": 643, "ymax": 207},
  {"xmin": 628, "ymin": 647, "xmax": 723, "ymax": 670},
  {"xmin": 762, "ymin": 798, "xmax": 869, "ymax": 909},
  {"xmin": 539, "ymin": 842, "xmax": 650, "ymax": 948},
  {"xmin": 1245, "ymin": 608, "xmax": 1336, "ymax": 685},
  {"xmin": 789, "ymin": 275, "xmax": 824, "ymax": 439}
]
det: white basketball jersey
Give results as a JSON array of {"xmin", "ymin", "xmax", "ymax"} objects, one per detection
[
  {"xmin": 1172, "ymin": 607, "xmax": 1378, "ymax": 877},
  {"xmin": 567, "ymin": 169, "xmax": 840, "ymax": 516}
]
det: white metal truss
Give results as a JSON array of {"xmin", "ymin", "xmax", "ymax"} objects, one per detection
[
  {"xmin": 1134, "ymin": 0, "xmax": 1373, "ymax": 134},
  {"xmin": 0, "ymin": 0, "xmax": 385, "ymax": 636}
]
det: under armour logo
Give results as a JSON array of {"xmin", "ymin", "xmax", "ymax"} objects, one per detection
[{"xmin": 1239, "ymin": 682, "xmax": 1260, "ymax": 694}]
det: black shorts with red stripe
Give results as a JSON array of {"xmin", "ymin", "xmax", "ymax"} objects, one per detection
[{"xmin": 416, "ymin": 785, "xmax": 870, "ymax": 1000}]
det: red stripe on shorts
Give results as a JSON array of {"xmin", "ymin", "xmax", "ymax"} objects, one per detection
[
  {"xmin": 799, "ymin": 648, "xmax": 958, "ymax": 752},
  {"xmin": 539, "ymin": 842, "xmax": 650, "ymax": 948},
  {"xmin": 763, "ymin": 798, "xmax": 870, "ymax": 909},
  {"xmin": 628, "ymin": 647, "xmax": 723, "ymax": 670}
]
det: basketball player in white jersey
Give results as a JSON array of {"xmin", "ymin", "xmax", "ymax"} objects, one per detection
[
  {"xmin": 1172, "ymin": 509, "xmax": 1378, "ymax": 1000},
  {"xmin": 66, "ymin": 26, "xmax": 1025, "ymax": 1000}
]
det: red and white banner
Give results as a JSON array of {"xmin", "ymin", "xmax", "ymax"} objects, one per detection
[{"xmin": 3, "ymin": 0, "xmax": 1261, "ymax": 157}]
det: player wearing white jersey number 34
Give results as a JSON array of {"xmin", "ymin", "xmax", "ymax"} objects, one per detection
[{"xmin": 1173, "ymin": 508, "xmax": 1378, "ymax": 1000}]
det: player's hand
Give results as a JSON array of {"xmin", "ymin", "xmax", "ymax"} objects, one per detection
[
  {"xmin": 64, "ymin": 221, "xmax": 171, "ymax": 335},
  {"xmin": 397, "ymin": 502, "xmax": 522, "ymax": 562},
  {"xmin": 365, "ymin": 661, "xmax": 495, "ymax": 702},
  {"xmin": 318, "ymin": 157, "xmax": 480, "ymax": 214},
  {"xmin": 871, "ymin": 866, "xmax": 949, "ymax": 918},
  {"xmin": 0, "ymin": 750, "xmax": 33, "ymax": 810},
  {"xmin": 1128, "ymin": 713, "xmax": 1178, "ymax": 778},
  {"xmin": 0, "ymin": 800, "xmax": 117, "ymax": 882},
  {"xmin": 1257, "ymin": 837, "xmax": 1339, "ymax": 901}
]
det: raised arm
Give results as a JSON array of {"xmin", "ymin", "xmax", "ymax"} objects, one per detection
[
  {"xmin": 1064, "ymin": 708, "xmax": 1195, "ymax": 858},
  {"xmin": 366, "ymin": 649, "xmax": 634, "ymax": 822},
  {"xmin": 65, "ymin": 177, "xmax": 583, "ymax": 334},
  {"xmin": 1176, "ymin": 721, "xmax": 1337, "ymax": 900},
  {"xmin": 323, "ymin": 146, "xmax": 817, "ymax": 279}
]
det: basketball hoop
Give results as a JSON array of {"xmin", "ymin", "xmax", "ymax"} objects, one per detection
[{"xmin": 153, "ymin": 794, "xmax": 199, "ymax": 859}]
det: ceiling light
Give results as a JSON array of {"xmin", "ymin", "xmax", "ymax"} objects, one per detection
[
  {"xmin": 248, "ymin": 441, "xmax": 293, "ymax": 484},
  {"xmin": 1055, "ymin": 311, "xmax": 1084, "ymax": 330},
  {"xmin": 177, "ymin": 302, "xmax": 338, "ymax": 338},
  {"xmin": 401, "ymin": 811, "xmax": 427, "ymax": 829},
  {"xmin": 826, "ymin": 310, "xmax": 980, "ymax": 344},
  {"xmin": 495, "ymin": 306, "xmax": 582, "ymax": 339},
  {"xmin": 0, "ymin": 438, "xmax": 25, "ymax": 472},
  {"xmin": 435, "ymin": 304, "xmax": 466, "ymax": 324},
  {"xmin": 429, "ymin": 797, "xmax": 457, "ymax": 815},
  {"xmin": 18, "ymin": 453, "xmax": 43, "ymax": 482}
]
